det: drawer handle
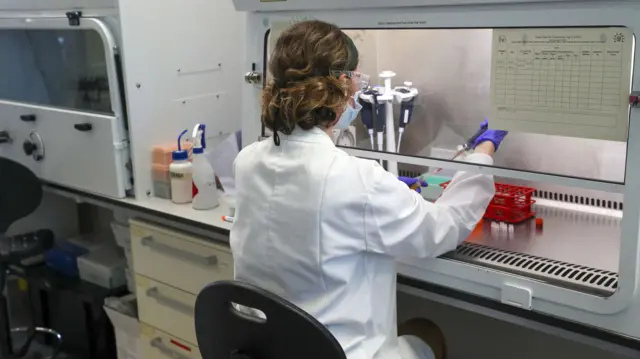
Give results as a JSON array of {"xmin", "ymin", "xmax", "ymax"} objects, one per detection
[
  {"xmin": 74, "ymin": 123, "xmax": 93, "ymax": 132},
  {"xmin": 146, "ymin": 287, "xmax": 195, "ymax": 315},
  {"xmin": 141, "ymin": 236, "xmax": 218, "ymax": 266},
  {"xmin": 20, "ymin": 114, "xmax": 36, "ymax": 122},
  {"xmin": 150, "ymin": 337, "xmax": 191, "ymax": 359}
]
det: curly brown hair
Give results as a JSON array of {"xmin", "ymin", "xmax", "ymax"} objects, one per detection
[{"xmin": 262, "ymin": 20, "xmax": 359, "ymax": 145}]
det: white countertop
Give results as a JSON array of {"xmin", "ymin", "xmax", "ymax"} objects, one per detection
[
  {"xmin": 43, "ymin": 184, "xmax": 234, "ymax": 233},
  {"xmin": 117, "ymin": 196, "xmax": 234, "ymax": 232}
]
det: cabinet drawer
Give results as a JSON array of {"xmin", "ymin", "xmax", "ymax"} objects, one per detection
[
  {"xmin": 137, "ymin": 275, "xmax": 197, "ymax": 345},
  {"xmin": 130, "ymin": 220, "xmax": 233, "ymax": 294},
  {"xmin": 140, "ymin": 323, "xmax": 202, "ymax": 359}
]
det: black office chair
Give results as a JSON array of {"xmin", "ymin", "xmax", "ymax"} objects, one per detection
[
  {"xmin": 0, "ymin": 157, "xmax": 59, "ymax": 358},
  {"xmin": 0, "ymin": 158, "xmax": 43, "ymax": 234},
  {"xmin": 195, "ymin": 280, "xmax": 347, "ymax": 359}
]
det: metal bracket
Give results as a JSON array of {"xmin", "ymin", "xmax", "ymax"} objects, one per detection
[
  {"xmin": 245, "ymin": 62, "xmax": 263, "ymax": 85},
  {"xmin": 66, "ymin": 11, "xmax": 82, "ymax": 26},
  {"xmin": 244, "ymin": 71, "xmax": 263, "ymax": 85}
]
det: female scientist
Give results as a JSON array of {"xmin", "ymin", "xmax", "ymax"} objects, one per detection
[{"xmin": 230, "ymin": 20, "xmax": 507, "ymax": 359}]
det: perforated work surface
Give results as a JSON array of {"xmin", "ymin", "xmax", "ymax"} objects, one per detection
[{"xmin": 445, "ymin": 242, "xmax": 618, "ymax": 296}]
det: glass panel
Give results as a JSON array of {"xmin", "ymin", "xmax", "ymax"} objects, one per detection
[
  {"xmin": 0, "ymin": 29, "xmax": 112, "ymax": 113},
  {"xmin": 263, "ymin": 27, "xmax": 629, "ymax": 296},
  {"xmin": 338, "ymin": 28, "xmax": 631, "ymax": 183}
]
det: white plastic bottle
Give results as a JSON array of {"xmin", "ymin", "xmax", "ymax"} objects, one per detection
[
  {"xmin": 191, "ymin": 124, "xmax": 219, "ymax": 210},
  {"xmin": 170, "ymin": 130, "xmax": 193, "ymax": 204}
]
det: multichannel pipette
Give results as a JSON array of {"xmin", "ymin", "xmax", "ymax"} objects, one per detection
[{"xmin": 359, "ymin": 88, "xmax": 383, "ymax": 150}]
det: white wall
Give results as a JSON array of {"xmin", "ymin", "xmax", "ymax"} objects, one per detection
[
  {"xmin": 8, "ymin": 192, "xmax": 79, "ymax": 239},
  {"xmin": 118, "ymin": 0, "xmax": 246, "ymax": 198}
]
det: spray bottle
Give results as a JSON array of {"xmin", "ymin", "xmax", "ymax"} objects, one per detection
[{"xmin": 191, "ymin": 124, "xmax": 219, "ymax": 210}]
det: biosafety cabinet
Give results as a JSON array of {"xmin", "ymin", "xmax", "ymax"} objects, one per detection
[
  {"xmin": 0, "ymin": 2, "xmax": 129, "ymax": 198},
  {"xmin": 233, "ymin": 0, "xmax": 640, "ymax": 346}
]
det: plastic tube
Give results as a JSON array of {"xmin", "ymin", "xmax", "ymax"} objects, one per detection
[{"xmin": 397, "ymin": 129, "xmax": 404, "ymax": 153}]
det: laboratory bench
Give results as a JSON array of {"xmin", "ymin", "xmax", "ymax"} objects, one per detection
[
  {"xmin": 40, "ymin": 182, "xmax": 639, "ymax": 358},
  {"xmin": 45, "ymin": 182, "xmax": 623, "ymax": 273},
  {"xmin": 43, "ymin": 182, "xmax": 232, "ymax": 242},
  {"xmin": 43, "ymin": 182, "xmax": 233, "ymax": 358}
]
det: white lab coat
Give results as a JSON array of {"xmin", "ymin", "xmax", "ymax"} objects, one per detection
[{"xmin": 231, "ymin": 126, "xmax": 495, "ymax": 359}]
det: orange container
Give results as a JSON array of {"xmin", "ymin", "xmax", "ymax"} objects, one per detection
[
  {"xmin": 152, "ymin": 164, "xmax": 171, "ymax": 183},
  {"xmin": 152, "ymin": 142, "xmax": 192, "ymax": 166}
]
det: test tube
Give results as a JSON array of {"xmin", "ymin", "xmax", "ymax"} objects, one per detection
[{"xmin": 490, "ymin": 222, "xmax": 499, "ymax": 237}]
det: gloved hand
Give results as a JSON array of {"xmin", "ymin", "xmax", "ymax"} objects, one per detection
[
  {"xmin": 398, "ymin": 177, "xmax": 427, "ymax": 193},
  {"xmin": 473, "ymin": 119, "xmax": 508, "ymax": 151}
]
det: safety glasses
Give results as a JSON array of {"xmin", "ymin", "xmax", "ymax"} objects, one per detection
[{"xmin": 331, "ymin": 70, "xmax": 371, "ymax": 91}]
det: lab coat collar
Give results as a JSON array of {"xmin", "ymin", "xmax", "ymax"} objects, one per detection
[{"xmin": 282, "ymin": 126, "xmax": 335, "ymax": 146}]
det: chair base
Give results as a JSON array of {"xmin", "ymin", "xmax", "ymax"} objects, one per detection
[{"xmin": 11, "ymin": 326, "xmax": 63, "ymax": 359}]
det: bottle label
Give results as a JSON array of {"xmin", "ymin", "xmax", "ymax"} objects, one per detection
[{"xmin": 170, "ymin": 171, "xmax": 192, "ymax": 180}]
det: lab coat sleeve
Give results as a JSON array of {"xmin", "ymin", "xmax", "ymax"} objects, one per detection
[{"xmin": 364, "ymin": 153, "xmax": 495, "ymax": 259}]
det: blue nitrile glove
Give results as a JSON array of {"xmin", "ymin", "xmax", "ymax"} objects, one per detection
[
  {"xmin": 480, "ymin": 118, "xmax": 489, "ymax": 130},
  {"xmin": 398, "ymin": 176, "xmax": 427, "ymax": 193},
  {"xmin": 473, "ymin": 119, "xmax": 508, "ymax": 151}
]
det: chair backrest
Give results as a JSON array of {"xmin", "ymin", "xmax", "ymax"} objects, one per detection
[
  {"xmin": 195, "ymin": 280, "xmax": 347, "ymax": 359},
  {"xmin": 0, "ymin": 158, "xmax": 42, "ymax": 233}
]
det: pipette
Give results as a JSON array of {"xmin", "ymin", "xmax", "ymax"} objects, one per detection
[
  {"xmin": 397, "ymin": 97, "xmax": 415, "ymax": 152},
  {"xmin": 360, "ymin": 88, "xmax": 385, "ymax": 164},
  {"xmin": 395, "ymin": 82, "xmax": 418, "ymax": 152},
  {"xmin": 359, "ymin": 91, "xmax": 377, "ymax": 150},
  {"xmin": 450, "ymin": 124, "xmax": 489, "ymax": 160},
  {"xmin": 375, "ymin": 101, "xmax": 386, "ymax": 153},
  {"xmin": 409, "ymin": 125, "xmax": 488, "ymax": 191}
]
